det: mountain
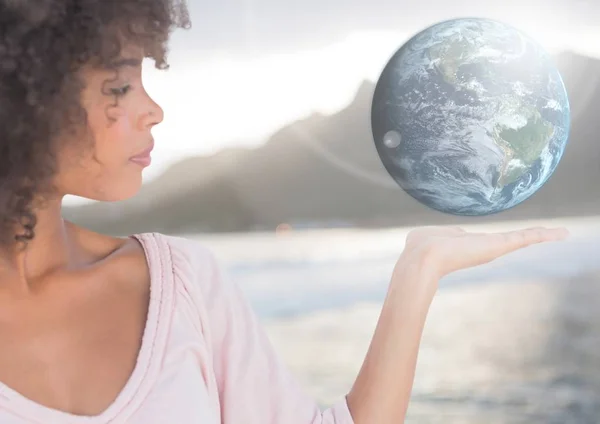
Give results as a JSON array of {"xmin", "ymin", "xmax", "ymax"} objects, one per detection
[{"xmin": 63, "ymin": 51, "xmax": 600, "ymax": 235}]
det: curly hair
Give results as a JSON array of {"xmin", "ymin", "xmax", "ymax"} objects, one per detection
[{"xmin": 0, "ymin": 0, "xmax": 190, "ymax": 249}]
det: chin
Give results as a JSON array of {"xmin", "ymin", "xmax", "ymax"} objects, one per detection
[
  {"xmin": 72, "ymin": 176, "xmax": 143, "ymax": 203},
  {"xmin": 105, "ymin": 187, "xmax": 142, "ymax": 202},
  {"xmin": 106, "ymin": 180, "xmax": 143, "ymax": 202}
]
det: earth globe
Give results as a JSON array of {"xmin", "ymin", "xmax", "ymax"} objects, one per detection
[{"xmin": 371, "ymin": 17, "xmax": 570, "ymax": 216}]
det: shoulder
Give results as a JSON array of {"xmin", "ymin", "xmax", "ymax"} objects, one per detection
[
  {"xmin": 136, "ymin": 232, "xmax": 226, "ymax": 291},
  {"xmin": 143, "ymin": 233, "xmax": 242, "ymax": 326},
  {"xmin": 160, "ymin": 233, "xmax": 218, "ymax": 269},
  {"xmin": 131, "ymin": 232, "xmax": 215, "ymax": 263}
]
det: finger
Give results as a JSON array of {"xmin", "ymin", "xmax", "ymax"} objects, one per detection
[
  {"xmin": 432, "ymin": 226, "xmax": 467, "ymax": 236},
  {"xmin": 477, "ymin": 228, "xmax": 560, "ymax": 259},
  {"xmin": 500, "ymin": 226, "xmax": 569, "ymax": 250}
]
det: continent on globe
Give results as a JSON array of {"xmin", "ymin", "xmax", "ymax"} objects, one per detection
[{"xmin": 371, "ymin": 17, "xmax": 570, "ymax": 216}]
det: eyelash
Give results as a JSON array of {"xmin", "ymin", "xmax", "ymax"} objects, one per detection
[{"xmin": 110, "ymin": 84, "xmax": 132, "ymax": 97}]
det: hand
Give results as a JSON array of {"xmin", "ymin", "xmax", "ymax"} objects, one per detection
[{"xmin": 398, "ymin": 225, "xmax": 570, "ymax": 281}]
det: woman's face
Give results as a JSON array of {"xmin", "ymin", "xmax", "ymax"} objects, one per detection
[{"xmin": 53, "ymin": 44, "xmax": 164, "ymax": 202}]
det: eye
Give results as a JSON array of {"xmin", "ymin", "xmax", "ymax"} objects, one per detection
[{"xmin": 110, "ymin": 84, "xmax": 132, "ymax": 97}]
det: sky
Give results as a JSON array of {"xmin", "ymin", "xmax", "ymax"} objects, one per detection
[{"xmin": 65, "ymin": 0, "xmax": 600, "ymax": 205}]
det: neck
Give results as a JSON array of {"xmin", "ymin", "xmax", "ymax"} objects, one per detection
[{"xmin": 0, "ymin": 196, "xmax": 76, "ymax": 292}]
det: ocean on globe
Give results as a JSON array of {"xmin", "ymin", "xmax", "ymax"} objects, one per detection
[{"xmin": 371, "ymin": 17, "xmax": 570, "ymax": 216}]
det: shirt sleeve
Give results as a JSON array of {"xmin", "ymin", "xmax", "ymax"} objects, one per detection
[{"xmin": 193, "ymin": 243, "xmax": 355, "ymax": 424}]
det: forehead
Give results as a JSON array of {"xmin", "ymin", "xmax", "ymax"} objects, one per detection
[
  {"xmin": 79, "ymin": 44, "xmax": 143, "ymax": 80},
  {"xmin": 107, "ymin": 56, "xmax": 143, "ymax": 70},
  {"xmin": 106, "ymin": 43, "xmax": 144, "ymax": 68},
  {"xmin": 81, "ymin": 39, "xmax": 144, "ymax": 69}
]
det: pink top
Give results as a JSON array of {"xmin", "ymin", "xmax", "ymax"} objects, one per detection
[{"xmin": 0, "ymin": 232, "xmax": 355, "ymax": 423}]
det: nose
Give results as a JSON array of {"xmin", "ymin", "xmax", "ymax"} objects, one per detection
[{"xmin": 141, "ymin": 96, "xmax": 164, "ymax": 129}]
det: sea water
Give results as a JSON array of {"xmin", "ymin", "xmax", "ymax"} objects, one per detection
[{"xmin": 187, "ymin": 216, "xmax": 600, "ymax": 423}]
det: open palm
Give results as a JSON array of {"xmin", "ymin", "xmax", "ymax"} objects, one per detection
[{"xmin": 403, "ymin": 225, "xmax": 570, "ymax": 278}]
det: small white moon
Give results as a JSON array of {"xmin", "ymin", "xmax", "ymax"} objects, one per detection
[{"xmin": 383, "ymin": 130, "xmax": 402, "ymax": 148}]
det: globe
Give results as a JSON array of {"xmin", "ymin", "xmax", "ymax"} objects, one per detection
[{"xmin": 371, "ymin": 17, "xmax": 570, "ymax": 216}]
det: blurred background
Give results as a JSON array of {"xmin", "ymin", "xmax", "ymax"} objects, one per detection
[{"xmin": 65, "ymin": 0, "xmax": 600, "ymax": 422}]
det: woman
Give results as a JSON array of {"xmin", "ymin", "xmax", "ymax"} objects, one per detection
[{"xmin": 0, "ymin": 0, "xmax": 568, "ymax": 423}]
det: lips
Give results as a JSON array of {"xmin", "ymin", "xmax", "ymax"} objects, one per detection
[{"xmin": 130, "ymin": 140, "xmax": 154, "ymax": 167}]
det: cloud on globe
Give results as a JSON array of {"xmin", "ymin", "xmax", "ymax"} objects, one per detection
[{"xmin": 371, "ymin": 17, "xmax": 571, "ymax": 216}]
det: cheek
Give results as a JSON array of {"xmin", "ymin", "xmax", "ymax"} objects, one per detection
[
  {"xmin": 55, "ymin": 122, "xmax": 143, "ymax": 201},
  {"xmin": 87, "ymin": 114, "xmax": 143, "ymax": 200},
  {"xmin": 57, "ymin": 113, "xmax": 134, "ymax": 179},
  {"xmin": 92, "ymin": 112, "xmax": 136, "ymax": 165}
]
